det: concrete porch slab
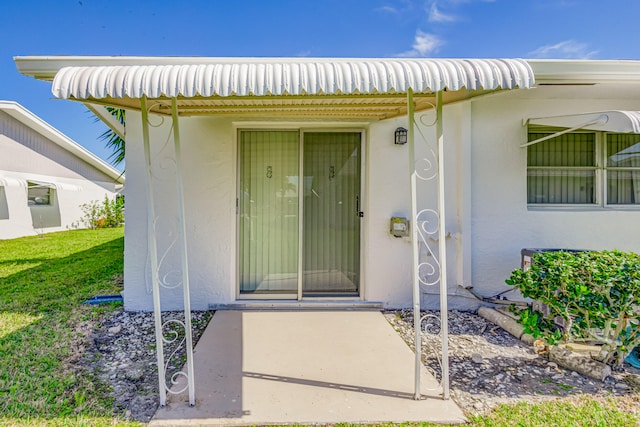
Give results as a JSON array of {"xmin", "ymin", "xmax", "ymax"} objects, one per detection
[{"xmin": 151, "ymin": 310, "xmax": 466, "ymax": 426}]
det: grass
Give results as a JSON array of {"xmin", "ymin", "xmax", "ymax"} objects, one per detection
[
  {"xmin": 0, "ymin": 228, "xmax": 638, "ymax": 426},
  {"xmin": 0, "ymin": 228, "xmax": 139, "ymax": 426},
  {"xmin": 467, "ymin": 395, "xmax": 639, "ymax": 427}
]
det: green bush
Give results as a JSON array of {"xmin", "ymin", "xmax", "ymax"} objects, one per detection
[
  {"xmin": 80, "ymin": 196, "xmax": 124, "ymax": 229},
  {"xmin": 506, "ymin": 250, "xmax": 640, "ymax": 367}
]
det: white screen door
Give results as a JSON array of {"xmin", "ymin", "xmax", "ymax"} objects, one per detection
[{"xmin": 238, "ymin": 130, "xmax": 361, "ymax": 297}]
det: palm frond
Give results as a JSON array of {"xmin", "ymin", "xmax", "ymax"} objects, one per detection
[{"xmin": 96, "ymin": 107, "xmax": 126, "ymax": 167}]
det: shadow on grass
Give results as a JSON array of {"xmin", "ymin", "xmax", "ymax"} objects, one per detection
[{"xmin": 0, "ymin": 231, "xmax": 126, "ymax": 423}]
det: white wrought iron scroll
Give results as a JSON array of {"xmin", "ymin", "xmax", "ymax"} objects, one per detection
[
  {"xmin": 408, "ymin": 89, "xmax": 450, "ymax": 400},
  {"xmin": 141, "ymin": 96, "xmax": 196, "ymax": 407}
]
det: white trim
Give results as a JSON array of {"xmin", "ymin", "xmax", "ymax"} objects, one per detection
[
  {"xmin": 528, "ymin": 59, "xmax": 640, "ymax": 84},
  {"xmin": 235, "ymin": 127, "xmax": 366, "ymax": 301}
]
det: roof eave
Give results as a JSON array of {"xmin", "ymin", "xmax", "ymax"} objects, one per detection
[
  {"xmin": 0, "ymin": 101, "xmax": 125, "ymax": 184},
  {"xmin": 528, "ymin": 59, "xmax": 640, "ymax": 84}
]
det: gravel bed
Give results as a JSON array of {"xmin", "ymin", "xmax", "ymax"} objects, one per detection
[
  {"xmin": 79, "ymin": 308, "xmax": 639, "ymax": 422},
  {"xmin": 78, "ymin": 309, "xmax": 212, "ymax": 422},
  {"xmin": 385, "ymin": 309, "xmax": 640, "ymax": 415}
]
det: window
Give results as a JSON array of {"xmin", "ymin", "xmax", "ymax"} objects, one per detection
[
  {"xmin": 27, "ymin": 182, "xmax": 52, "ymax": 206},
  {"xmin": 607, "ymin": 134, "xmax": 640, "ymax": 205},
  {"xmin": 527, "ymin": 131, "xmax": 640, "ymax": 206}
]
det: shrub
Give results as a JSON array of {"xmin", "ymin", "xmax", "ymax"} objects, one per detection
[
  {"xmin": 80, "ymin": 196, "xmax": 124, "ymax": 229},
  {"xmin": 506, "ymin": 250, "xmax": 640, "ymax": 367}
]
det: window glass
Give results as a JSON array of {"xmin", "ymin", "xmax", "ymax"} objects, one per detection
[
  {"xmin": 607, "ymin": 134, "xmax": 640, "ymax": 204},
  {"xmin": 27, "ymin": 182, "xmax": 51, "ymax": 206},
  {"xmin": 527, "ymin": 132, "xmax": 596, "ymax": 204}
]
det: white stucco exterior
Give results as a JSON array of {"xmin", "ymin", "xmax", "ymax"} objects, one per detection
[
  {"xmin": 469, "ymin": 87, "xmax": 640, "ymax": 304},
  {"xmin": 0, "ymin": 102, "xmax": 124, "ymax": 240},
  {"xmin": 13, "ymin": 57, "xmax": 640, "ymax": 312},
  {"xmin": 121, "ymin": 82, "xmax": 640, "ymax": 312}
]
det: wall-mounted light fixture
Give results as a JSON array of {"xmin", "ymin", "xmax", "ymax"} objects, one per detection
[{"xmin": 394, "ymin": 127, "xmax": 407, "ymax": 145}]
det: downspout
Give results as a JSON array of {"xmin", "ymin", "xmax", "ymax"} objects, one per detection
[
  {"xmin": 141, "ymin": 96, "xmax": 167, "ymax": 407},
  {"xmin": 407, "ymin": 88, "xmax": 422, "ymax": 400},
  {"xmin": 170, "ymin": 98, "xmax": 196, "ymax": 406}
]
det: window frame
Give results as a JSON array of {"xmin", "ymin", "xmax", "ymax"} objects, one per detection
[
  {"xmin": 526, "ymin": 128, "xmax": 640, "ymax": 209},
  {"xmin": 603, "ymin": 133, "xmax": 640, "ymax": 207},
  {"xmin": 27, "ymin": 181, "xmax": 53, "ymax": 206}
]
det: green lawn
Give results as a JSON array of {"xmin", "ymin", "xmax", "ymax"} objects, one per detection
[{"xmin": 0, "ymin": 228, "xmax": 138, "ymax": 427}]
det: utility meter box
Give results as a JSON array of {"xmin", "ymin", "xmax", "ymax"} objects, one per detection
[{"xmin": 390, "ymin": 217, "xmax": 409, "ymax": 238}]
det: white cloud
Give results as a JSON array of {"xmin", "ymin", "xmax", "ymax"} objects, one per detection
[
  {"xmin": 375, "ymin": 5, "xmax": 400, "ymax": 14},
  {"xmin": 396, "ymin": 30, "xmax": 444, "ymax": 57},
  {"xmin": 374, "ymin": 0, "xmax": 413, "ymax": 15},
  {"xmin": 529, "ymin": 40, "xmax": 599, "ymax": 59},
  {"xmin": 428, "ymin": 2, "xmax": 458, "ymax": 23}
]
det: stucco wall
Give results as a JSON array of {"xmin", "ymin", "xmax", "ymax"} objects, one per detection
[
  {"xmin": 122, "ymin": 87, "xmax": 640, "ymax": 312},
  {"xmin": 0, "ymin": 172, "xmax": 117, "ymax": 239},
  {"xmin": 122, "ymin": 108, "xmax": 471, "ymax": 311},
  {"xmin": 123, "ymin": 112, "xmax": 235, "ymax": 311},
  {"xmin": 0, "ymin": 110, "xmax": 114, "ymax": 183},
  {"xmin": 0, "ymin": 111, "xmax": 118, "ymax": 240},
  {"xmin": 469, "ymin": 89, "xmax": 640, "ymax": 302}
]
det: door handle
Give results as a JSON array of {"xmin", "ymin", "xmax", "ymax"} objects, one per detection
[{"xmin": 356, "ymin": 196, "xmax": 364, "ymax": 218}]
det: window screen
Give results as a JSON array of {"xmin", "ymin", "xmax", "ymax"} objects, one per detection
[{"xmin": 527, "ymin": 132, "xmax": 596, "ymax": 204}]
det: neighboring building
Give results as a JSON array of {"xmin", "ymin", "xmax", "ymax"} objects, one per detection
[
  {"xmin": 0, "ymin": 101, "xmax": 124, "ymax": 239},
  {"xmin": 14, "ymin": 57, "xmax": 640, "ymax": 312}
]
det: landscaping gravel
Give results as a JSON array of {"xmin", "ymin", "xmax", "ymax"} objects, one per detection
[
  {"xmin": 79, "ymin": 309, "xmax": 211, "ymax": 422},
  {"xmin": 385, "ymin": 309, "xmax": 640, "ymax": 415},
  {"xmin": 79, "ymin": 308, "xmax": 639, "ymax": 422}
]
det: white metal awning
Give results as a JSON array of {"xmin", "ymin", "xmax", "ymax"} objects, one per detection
[
  {"xmin": 527, "ymin": 110, "xmax": 640, "ymax": 133},
  {"xmin": 21, "ymin": 57, "xmax": 535, "ymax": 119},
  {"xmin": 524, "ymin": 110, "xmax": 640, "ymax": 148},
  {"xmin": 27, "ymin": 180, "xmax": 57, "ymax": 189},
  {"xmin": 51, "ymin": 58, "xmax": 534, "ymax": 99}
]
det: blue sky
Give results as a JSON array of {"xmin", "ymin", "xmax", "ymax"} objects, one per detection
[{"xmin": 2, "ymin": 0, "xmax": 640, "ymax": 171}]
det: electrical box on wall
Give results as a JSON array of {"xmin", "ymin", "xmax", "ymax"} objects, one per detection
[{"xmin": 390, "ymin": 217, "xmax": 409, "ymax": 238}]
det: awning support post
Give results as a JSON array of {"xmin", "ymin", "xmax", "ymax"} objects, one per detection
[
  {"xmin": 170, "ymin": 98, "xmax": 196, "ymax": 406},
  {"xmin": 436, "ymin": 90, "xmax": 450, "ymax": 400},
  {"xmin": 141, "ymin": 96, "xmax": 168, "ymax": 407},
  {"xmin": 407, "ymin": 88, "xmax": 422, "ymax": 400},
  {"xmin": 409, "ymin": 89, "xmax": 450, "ymax": 401}
]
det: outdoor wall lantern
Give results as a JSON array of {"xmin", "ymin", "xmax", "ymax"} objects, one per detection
[{"xmin": 394, "ymin": 127, "xmax": 407, "ymax": 145}]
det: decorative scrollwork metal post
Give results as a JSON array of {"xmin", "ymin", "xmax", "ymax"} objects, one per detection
[
  {"xmin": 141, "ymin": 96, "xmax": 168, "ymax": 407},
  {"xmin": 170, "ymin": 98, "xmax": 195, "ymax": 405},
  {"xmin": 141, "ymin": 96, "xmax": 196, "ymax": 407},
  {"xmin": 408, "ymin": 89, "xmax": 450, "ymax": 400},
  {"xmin": 407, "ymin": 88, "xmax": 422, "ymax": 400}
]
